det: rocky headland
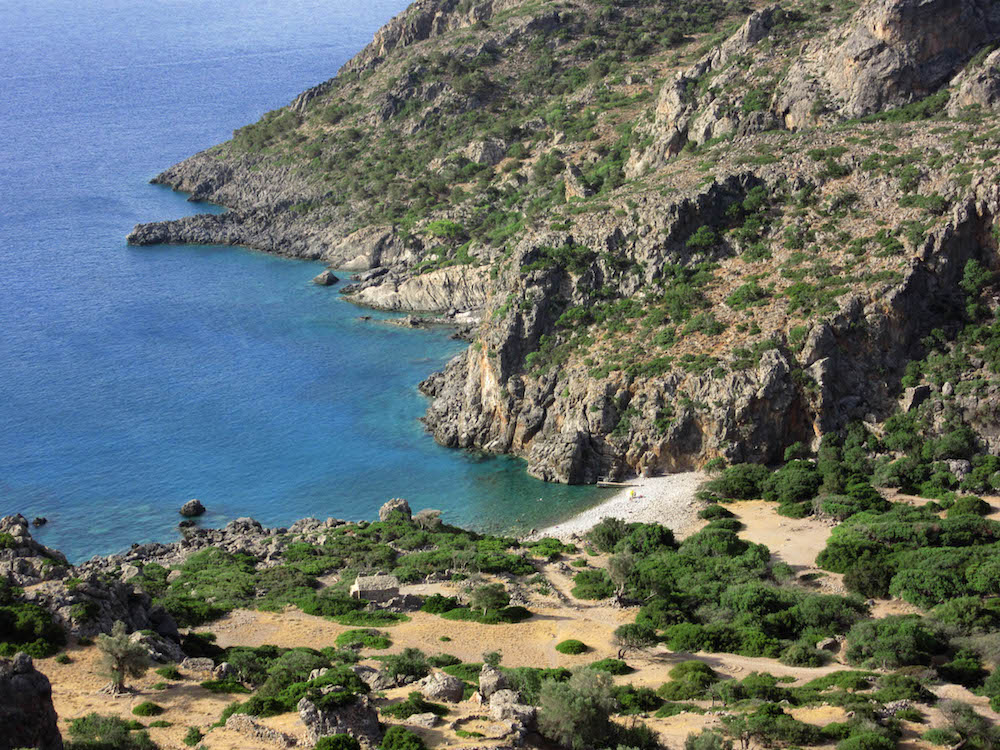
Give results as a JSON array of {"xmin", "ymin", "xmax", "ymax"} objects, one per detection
[{"xmin": 127, "ymin": 0, "xmax": 1000, "ymax": 485}]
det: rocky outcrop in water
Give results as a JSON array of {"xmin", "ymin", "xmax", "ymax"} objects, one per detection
[{"xmin": 0, "ymin": 653, "xmax": 63, "ymax": 750}]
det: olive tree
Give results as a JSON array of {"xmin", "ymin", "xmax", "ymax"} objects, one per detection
[{"xmin": 96, "ymin": 620, "xmax": 149, "ymax": 694}]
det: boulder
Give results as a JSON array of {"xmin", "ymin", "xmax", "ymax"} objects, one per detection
[
  {"xmin": 350, "ymin": 664, "xmax": 396, "ymax": 691},
  {"xmin": 213, "ymin": 662, "xmax": 236, "ymax": 681},
  {"xmin": 225, "ymin": 713, "xmax": 296, "ymax": 746},
  {"xmin": 408, "ymin": 712, "xmax": 440, "ymax": 728},
  {"xmin": 901, "ymin": 385, "xmax": 931, "ymax": 413},
  {"xmin": 464, "ymin": 137, "xmax": 507, "ymax": 166},
  {"xmin": 478, "ymin": 664, "xmax": 509, "ymax": 699},
  {"xmin": 180, "ymin": 657, "xmax": 215, "ymax": 673},
  {"xmin": 489, "ymin": 689, "xmax": 536, "ymax": 726},
  {"xmin": 0, "ymin": 653, "xmax": 63, "ymax": 750},
  {"xmin": 120, "ymin": 564, "xmax": 140, "ymax": 583},
  {"xmin": 313, "ymin": 270, "xmax": 340, "ymax": 286},
  {"xmin": 129, "ymin": 631, "xmax": 184, "ymax": 664},
  {"xmin": 179, "ymin": 499, "xmax": 205, "ymax": 517},
  {"xmin": 417, "ymin": 671, "xmax": 465, "ymax": 702},
  {"xmin": 298, "ymin": 694, "xmax": 381, "ymax": 748},
  {"xmin": 378, "ymin": 498, "xmax": 411, "ymax": 522},
  {"xmin": 31, "ymin": 517, "xmax": 47, "ymax": 527}
]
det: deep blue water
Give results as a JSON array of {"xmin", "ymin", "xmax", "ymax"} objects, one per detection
[{"xmin": 0, "ymin": 0, "xmax": 609, "ymax": 562}]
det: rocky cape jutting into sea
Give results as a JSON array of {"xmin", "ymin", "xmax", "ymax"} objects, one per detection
[{"xmin": 129, "ymin": 0, "xmax": 1000, "ymax": 483}]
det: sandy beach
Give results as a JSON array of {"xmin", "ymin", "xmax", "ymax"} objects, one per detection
[{"xmin": 529, "ymin": 471, "xmax": 706, "ymax": 541}]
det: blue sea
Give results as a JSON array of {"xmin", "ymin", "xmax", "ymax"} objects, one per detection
[{"xmin": 0, "ymin": 0, "xmax": 609, "ymax": 562}]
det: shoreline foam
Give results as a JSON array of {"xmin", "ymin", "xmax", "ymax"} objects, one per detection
[{"xmin": 527, "ymin": 471, "xmax": 706, "ymax": 541}]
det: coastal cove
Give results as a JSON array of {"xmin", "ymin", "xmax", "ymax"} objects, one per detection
[{"xmin": 0, "ymin": 0, "xmax": 610, "ymax": 563}]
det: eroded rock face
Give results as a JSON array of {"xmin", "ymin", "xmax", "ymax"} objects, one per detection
[
  {"xmin": 297, "ymin": 694, "xmax": 381, "ymax": 748},
  {"xmin": 342, "ymin": 265, "xmax": 490, "ymax": 313},
  {"xmin": 0, "ymin": 653, "xmax": 63, "ymax": 750},
  {"xmin": 778, "ymin": 0, "xmax": 1000, "ymax": 126},
  {"xmin": 949, "ymin": 49, "xmax": 1000, "ymax": 115}
]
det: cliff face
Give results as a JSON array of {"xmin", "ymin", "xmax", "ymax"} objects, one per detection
[{"xmin": 130, "ymin": 0, "xmax": 1000, "ymax": 482}]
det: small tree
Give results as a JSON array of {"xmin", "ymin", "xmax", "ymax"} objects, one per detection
[
  {"xmin": 96, "ymin": 620, "xmax": 149, "ymax": 694},
  {"xmin": 612, "ymin": 623, "xmax": 658, "ymax": 659},
  {"xmin": 469, "ymin": 584, "xmax": 509, "ymax": 618},
  {"xmin": 538, "ymin": 668, "xmax": 617, "ymax": 750},
  {"xmin": 607, "ymin": 551, "xmax": 636, "ymax": 597},
  {"xmin": 413, "ymin": 509, "xmax": 443, "ymax": 530}
]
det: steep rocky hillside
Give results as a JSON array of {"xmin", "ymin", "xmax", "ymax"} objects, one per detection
[{"xmin": 130, "ymin": 0, "xmax": 1000, "ymax": 483}]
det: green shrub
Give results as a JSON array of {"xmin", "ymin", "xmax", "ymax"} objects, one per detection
[
  {"xmin": 780, "ymin": 641, "xmax": 828, "ymax": 667},
  {"xmin": 922, "ymin": 728, "xmax": 961, "ymax": 746},
  {"xmin": 421, "ymin": 594, "xmax": 460, "ymax": 614},
  {"xmin": 538, "ymin": 669, "xmax": 618, "ymax": 750},
  {"xmin": 55, "ymin": 653, "xmax": 72, "ymax": 664},
  {"xmin": 589, "ymin": 658, "xmax": 632, "ymax": 674},
  {"xmin": 835, "ymin": 732, "xmax": 896, "ymax": 750},
  {"xmin": 845, "ymin": 616, "xmax": 947, "ymax": 669},
  {"xmin": 380, "ymin": 726, "xmax": 426, "ymax": 750},
  {"xmin": 334, "ymin": 629, "xmax": 391, "ymax": 650},
  {"xmin": 702, "ymin": 464, "xmax": 769, "ymax": 499},
  {"xmin": 555, "ymin": 639, "xmax": 588, "ymax": 655},
  {"xmin": 614, "ymin": 683, "xmax": 663, "ymax": 714},
  {"xmin": 199, "ymin": 679, "xmax": 249, "ymax": 694},
  {"xmin": 66, "ymin": 713, "xmax": 158, "ymax": 750},
  {"xmin": 949, "ymin": 496, "xmax": 992, "ymax": 517},
  {"xmin": 182, "ymin": 727, "xmax": 203, "ymax": 747},
  {"xmin": 571, "ymin": 570, "xmax": 614, "ymax": 600},
  {"xmin": 315, "ymin": 735, "xmax": 361, "ymax": 750},
  {"xmin": 154, "ymin": 666, "xmax": 181, "ymax": 680},
  {"xmin": 698, "ymin": 505, "xmax": 735, "ymax": 520},
  {"xmin": 132, "ymin": 702, "xmax": 164, "ymax": 717},
  {"xmin": 0, "ymin": 581, "xmax": 66, "ymax": 658},
  {"xmin": 381, "ymin": 691, "xmax": 448, "ymax": 719},
  {"xmin": 379, "ymin": 648, "xmax": 429, "ymax": 682}
]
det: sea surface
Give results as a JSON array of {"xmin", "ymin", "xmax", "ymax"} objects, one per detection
[{"xmin": 0, "ymin": 0, "xmax": 610, "ymax": 562}]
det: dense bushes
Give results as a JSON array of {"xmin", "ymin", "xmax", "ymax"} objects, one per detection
[
  {"xmin": 845, "ymin": 616, "xmax": 948, "ymax": 669},
  {"xmin": 65, "ymin": 714, "xmax": 158, "ymax": 750},
  {"xmin": 818, "ymin": 504, "xmax": 1000, "ymax": 606},
  {"xmin": 555, "ymin": 639, "xmax": 588, "ymax": 655},
  {"xmin": 571, "ymin": 569, "xmax": 615, "ymax": 600},
  {"xmin": 142, "ymin": 515, "xmax": 543, "ymax": 626},
  {"xmin": 334, "ymin": 629, "xmax": 391, "ymax": 650},
  {"xmin": 381, "ymin": 691, "xmax": 448, "ymax": 719},
  {"xmin": 0, "ymin": 579, "xmax": 65, "ymax": 657}
]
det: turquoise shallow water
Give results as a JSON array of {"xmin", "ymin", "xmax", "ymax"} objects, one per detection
[{"xmin": 0, "ymin": 0, "xmax": 609, "ymax": 562}]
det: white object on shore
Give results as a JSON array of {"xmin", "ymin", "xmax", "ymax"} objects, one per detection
[{"xmin": 527, "ymin": 472, "xmax": 706, "ymax": 541}]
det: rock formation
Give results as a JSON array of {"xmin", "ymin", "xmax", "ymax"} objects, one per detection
[{"xmin": 0, "ymin": 653, "xmax": 63, "ymax": 750}]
